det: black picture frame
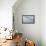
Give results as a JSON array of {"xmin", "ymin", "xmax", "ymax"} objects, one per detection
[{"xmin": 22, "ymin": 15, "xmax": 35, "ymax": 24}]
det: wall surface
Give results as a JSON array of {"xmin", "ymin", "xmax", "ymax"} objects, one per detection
[
  {"xmin": 0, "ymin": 0, "xmax": 16, "ymax": 29},
  {"xmin": 41, "ymin": 0, "xmax": 46, "ymax": 46},
  {"xmin": 13, "ymin": 0, "xmax": 41, "ymax": 46}
]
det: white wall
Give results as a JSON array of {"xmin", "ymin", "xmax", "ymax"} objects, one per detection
[
  {"xmin": 13, "ymin": 0, "xmax": 41, "ymax": 46},
  {"xmin": 0, "ymin": 0, "xmax": 16, "ymax": 30},
  {"xmin": 41, "ymin": 0, "xmax": 46, "ymax": 46}
]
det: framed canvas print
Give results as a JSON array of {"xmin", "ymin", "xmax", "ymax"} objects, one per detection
[{"xmin": 22, "ymin": 15, "xmax": 35, "ymax": 24}]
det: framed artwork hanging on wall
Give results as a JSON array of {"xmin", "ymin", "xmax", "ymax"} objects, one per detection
[{"xmin": 22, "ymin": 15, "xmax": 35, "ymax": 24}]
